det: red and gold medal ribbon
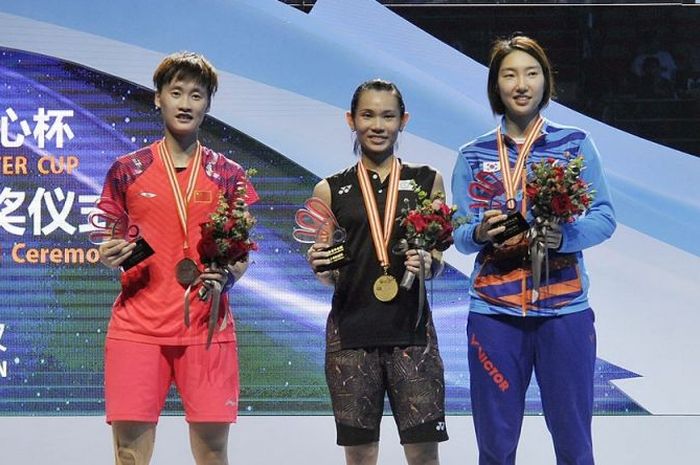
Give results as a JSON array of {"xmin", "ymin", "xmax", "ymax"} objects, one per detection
[
  {"xmin": 520, "ymin": 173, "xmax": 529, "ymax": 317},
  {"xmin": 158, "ymin": 139, "xmax": 202, "ymax": 250},
  {"xmin": 357, "ymin": 157, "xmax": 401, "ymax": 270},
  {"xmin": 496, "ymin": 115, "xmax": 544, "ymax": 211}
]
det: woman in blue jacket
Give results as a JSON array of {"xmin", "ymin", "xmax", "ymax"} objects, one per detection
[{"xmin": 451, "ymin": 34, "xmax": 616, "ymax": 465}]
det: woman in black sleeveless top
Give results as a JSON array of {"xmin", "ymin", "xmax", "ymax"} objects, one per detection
[{"xmin": 307, "ymin": 79, "xmax": 449, "ymax": 465}]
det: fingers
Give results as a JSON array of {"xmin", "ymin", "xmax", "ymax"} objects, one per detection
[
  {"xmin": 475, "ymin": 209, "xmax": 508, "ymax": 243},
  {"xmin": 483, "ymin": 209, "xmax": 505, "ymax": 220},
  {"xmin": 200, "ymin": 263, "xmax": 228, "ymax": 288},
  {"xmin": 98, "ymin": 239, "xmax": 127, "ymax": 257},
  {"xmin": 98, "ymin": 239, "xmax": 136, "ymax": 268},
  {"xmin": 404, "ymin": 249, "xmax": 432, "ymax": 274},
  {"xmin": 535, "ymin": 218, "xmax": 563, "ymax": 249},
  {"xmin": 306, "ymin": 243, "xmax": 338, "ymax": 285},
  {"xmin": 482, "ymin": 210, "xmax": 508, "ymax": 232},
  {"xmin": 547, "ymin": 221, "xmax": 562, "ymax": 232},
  {"xmin": 306, "ymin": 243, "xmax": 331, "ymax": 272},
  {"xmin": 545, "ymin": 229, "xmax": 563, "ymax": 250}
]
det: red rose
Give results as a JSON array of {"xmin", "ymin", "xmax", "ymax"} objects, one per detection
[
  {"xmin": 224, "ymin": 217, "xmax": 239, "ymax": 231},
  {"xmin": 580, "ymin": 194, "xmax": 590, "ymax": 209},
  {"xmin": 197, "ymin": 235, "xmax": 219, "ymax": 262},
  {"xmin": 222, "ymin": 239, "xmax": 244, "ymax": 262},
  {"xmin": 526, "ymin": 184, "xmax": 539, "ymax": 199},
  {"xmin": 551, "ymin": 194, "xmax": 573, "ymax": 216},
  {"xmin": 555, "ymin": 166, "xmax": 565, "ymax": 181},
  {"xmin": 407, "ymin": 211, "xmax": 427, "ymax": 232},
  {"xmin": 438, "ymin": 222, "xmax": 454, "ymax": 241},
  {"xmin": 422, "ymin": 213, "xmax": 438, "ymax": 225},
  {"xmin": 437, "ymin": 202, "xmax": 451, "ymax": 216}
]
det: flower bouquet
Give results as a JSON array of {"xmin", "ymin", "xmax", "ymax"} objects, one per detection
[
  {"xmin": 525, "ymin": 155, "xmax": 594, "ymax": 302},
  {"xmin": 400, "ymin": 189, "xmax": 458, "ymax": 256},
  {"xmin": 395, "ymin": 182, "xmax": 465, "ymax": 327},
  {"xmin": 196, "ymin": 171, "xmax": 257, "ymax": 348}
]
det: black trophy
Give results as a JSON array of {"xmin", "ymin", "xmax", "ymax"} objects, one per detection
[{"xmin": 492, "ymin": 210, "xmax": 530, "ymax": 244}]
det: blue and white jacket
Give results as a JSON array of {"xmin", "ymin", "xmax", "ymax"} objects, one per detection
[{"xmin": 451, "ymin": 117, "xmax": 616, "ymax": 317}]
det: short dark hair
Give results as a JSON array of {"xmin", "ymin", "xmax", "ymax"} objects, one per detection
[
  {"xmin": 153, "ymin": 51, "xmax": 218, "ymax": 99},
  {"xmin": 487, "ymin": 34, "xmax": 556, "ymax": 115},
  {"xmin": 350, "ymin": 79, "xmax": 406, "ymax": 118}
]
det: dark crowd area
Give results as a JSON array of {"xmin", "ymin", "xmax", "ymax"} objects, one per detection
[{"xmin": 283, "ymin": 1, "xmax": 700, "ymax": 157}]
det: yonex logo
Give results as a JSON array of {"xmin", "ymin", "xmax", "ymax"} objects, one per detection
[
  {"xmin": 338, "ymin": 185, "xmax": 352, "ymax": 195},
  {"xmin": 225, "ymin": 400, "xmax": 237, "ymax": 407},
  {"xmin": 139, "ymin": 192, "xmax": 157, "ymax": 198},
  {"xmin": 435, "ymin": 421, "xmax": 446, "ymax": 431}
]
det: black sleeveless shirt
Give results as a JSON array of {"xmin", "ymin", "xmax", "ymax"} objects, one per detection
[{"xmin": 325, "ymin": 162, "xmax": 437, "ymax": 352}]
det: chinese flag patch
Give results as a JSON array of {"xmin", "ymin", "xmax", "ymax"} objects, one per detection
[{"xmin": 194, "ymin": 190, "xmax": 212, "ymax": 203}]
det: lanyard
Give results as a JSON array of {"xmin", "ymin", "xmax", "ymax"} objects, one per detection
[
  {"xmin": 356, "ymin": 157, "xmax": 401, "ymax": 271},
  {"xmin": 496, "ymin": 116, "xmax": 544, "ymax": 211},
  {"xmin": 158, "ymin": 139, "xmax": 202, "ymax": 250}
]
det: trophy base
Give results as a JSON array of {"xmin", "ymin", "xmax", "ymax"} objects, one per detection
[
  {"xmin": 121, "ymin": 237, "xmax": 155, "ymax": 271},
  {"xmin": 315, "ymin": 242, "xmax": 351, "ymax": 272},
  {"xmin": 493, "ymin": 212, "xmax": 530, "ymax": 244}
]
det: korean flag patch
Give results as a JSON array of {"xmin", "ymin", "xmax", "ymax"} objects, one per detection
[{"xmin": 482, "ymin": 161, "xmax": 500, "ymax": 173}]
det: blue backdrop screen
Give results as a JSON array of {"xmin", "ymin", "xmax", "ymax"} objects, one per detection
[{"xmin": 0, "ymin": 48, "xmax": 645, "ymax": 416}]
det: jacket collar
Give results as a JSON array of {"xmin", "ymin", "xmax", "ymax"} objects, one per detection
[{"xmin": 497, "ymin": 115, "xmax": 551, "ymax": 146}]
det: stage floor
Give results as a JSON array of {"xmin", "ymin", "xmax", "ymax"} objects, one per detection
[{"xmin": 1, "ymin": 415, "xmax": 698, "ymax": 464}]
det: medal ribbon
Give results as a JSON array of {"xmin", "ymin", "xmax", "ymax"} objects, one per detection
[
  {"xmin": 495, "ymin": 117, "xmax": 543, "ymax": 317},
  {"xmin": 496, "ymin": 115, "xmax": 544, "ymax": 211},
  {"xmin": 520, "ymin": 173, "xmax": 529, "ymax": 317},
  {"xmin": 357, "ymin": 158, "xmax": 401, "ymax": 270},
  {"xmin": 159, "ymin": 139, "xmax": 202, "ymax": 250}
]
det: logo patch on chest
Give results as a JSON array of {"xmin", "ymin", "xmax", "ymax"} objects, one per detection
[{"xmin": 398, "ymin": 180, "xmax": 414, "ymax": 191}]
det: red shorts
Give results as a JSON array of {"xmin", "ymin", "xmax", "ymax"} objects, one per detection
[{"xmin": 104, "ymin": 338, "xmax": 239, "ymax": 424}]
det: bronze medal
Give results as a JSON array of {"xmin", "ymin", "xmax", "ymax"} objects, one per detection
[
  {"xmin": 495, "ymin": 116, "xmax": 544, "ymax": 216},
  {"xmin": 160, "ymin": 140, "xmax": 203, "ymax": 285},
  {"xmin": 373, "ymin": 274, "xmax": 398, "ymax": 302},
  {"xmin": 176, "ymin": 258, "xmax": 200, "ymax": 286}
]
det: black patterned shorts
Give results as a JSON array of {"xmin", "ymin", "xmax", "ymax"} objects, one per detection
[{"xmin": 324, "ymin": 325, "xmax": 448, "ymax": 446}]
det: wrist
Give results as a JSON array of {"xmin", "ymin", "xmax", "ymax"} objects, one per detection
[
  {"xmin": 315, "ymin": 269, "xmax": 339, "ymax": 286},
  {"xmin": 473, "ymin": 225, "xmax": 488, "ymax": 245}
]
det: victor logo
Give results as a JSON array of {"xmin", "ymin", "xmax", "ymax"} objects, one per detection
[{"xmin": 470, "ymin": 334, "xmax": 510, "ymax": 392}]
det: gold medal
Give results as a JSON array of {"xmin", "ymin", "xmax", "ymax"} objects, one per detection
[{"xmin": 373, "ymin": 274, "xmax": 398, "ymax": 302}]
